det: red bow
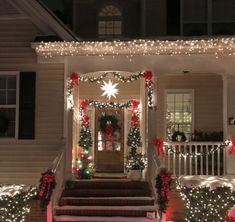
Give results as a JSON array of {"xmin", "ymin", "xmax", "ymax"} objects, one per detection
[
  {"xmin": 228, "ymin": 137, "xmax": 235, "ymax": 155},
  {"xmin": 132, "ymin": 100, "xmax": 139, "ymax": 112},
  {"xmin": 83, "ymin": 115, "xmax": 89, "ymax": 128},
  {"xmin": 153, "ymin": 138, "xmax": 165, "ymax": 157},
  {"xmin": 144, "ymin": 70, "xmax": 153, "ymax": 81},
  {"xmin": 68, "ymin": 72, "xmax": 80, "ymax": 89},
  {"xmin": 38, "ymin": 171, "xmax": 55, "ymax": 200},
  {"xmin": 80, "ymin": 99, "xmax": 89, "ymax": 113},
  {"xmin": 131, "ymin": 114, "xmax": 140, "ymax": 128}
]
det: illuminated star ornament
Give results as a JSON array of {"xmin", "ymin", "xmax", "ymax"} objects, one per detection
[{"xmin": 101, "ymin": 80, "xmax": 119, "ymax": 99}]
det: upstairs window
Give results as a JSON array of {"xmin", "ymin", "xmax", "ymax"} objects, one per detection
[
  {"xmin": 166, "ymin": 90, "xmax": 193, "ymax": 141},
  {"xmin": 98, "ymin": 4, "xmax": 122, "ymax": 38},
  {"xmin": 0, "ymin": 73, "xmax": 18, "ymax": 138}
]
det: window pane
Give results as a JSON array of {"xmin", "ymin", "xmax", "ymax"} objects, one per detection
[
  {"xmin": 166, "ymin": 91, "xmax": 192, "ymax": 141},
  {"xmin": 0, "ymin": 91, "xmax": 6, "ymax": 105},
  {"xmin": 0, "ymin": 76, "xmax": 6, "ymax": 89},
  {"xmin": 0, "ymin": 108, "xmax": 15, "ymax": 137},
  {"xmin": 7, "ymin": 90, "xmax": 16, "ymax": 104},
  {"xmin": 7, "ymin": 76, "xmax": 16, "ymax": 89}
]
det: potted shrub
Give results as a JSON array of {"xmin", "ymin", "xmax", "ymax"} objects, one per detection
[{"xmin": 126, "ymin": 152, "xmax": 147, "ymax": 181}]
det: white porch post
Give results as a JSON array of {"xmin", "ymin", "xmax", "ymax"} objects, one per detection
[{"xmin": 225, "ymin": 75, "xmax": 235, "ymax": 175}]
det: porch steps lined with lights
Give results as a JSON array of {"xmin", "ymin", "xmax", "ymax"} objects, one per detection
[
  {"xmin": 54, "ymin": 179, "xmax": 157, "ymax": 222},
  {"xmin": 0, "ymin": 142, "xmax": 60, "ymax": 185}
]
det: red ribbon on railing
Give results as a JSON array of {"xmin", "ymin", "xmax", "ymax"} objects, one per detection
[
  {"xmin": 153, "ymin": 138, "xmax": 165, "ymax": 157},
  {"xmin": 68, "ymin": 72, "xmax": 80, "ymax": 89},
  {"xmin": 228, "ymin": 137, "xmax": 235, "ymax": 155},
  {"xmin": 38, "ymin": 170, "xmax": 56, "ymax": 204}
]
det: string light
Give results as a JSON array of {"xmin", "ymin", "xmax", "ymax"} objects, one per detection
[
  {"xmin": 177, "ymin": 178, "xmax": 235, "ymax": 222},
  {"xmin": 0, "ymin": 185, "xmax": 37, "ymax": 222},
  {"xmin": 164, "ymin": 140, "xmax": 230, "ymax": 158},
  {"xmin": 34, "ymin": 38, "xmax": 235, "ymax": 59}
]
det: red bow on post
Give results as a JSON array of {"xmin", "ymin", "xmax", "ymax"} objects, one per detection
[
  {"xmin": 153, "ymin": 138, "xmax": 165, "ymax": 157},
  {"xmin": 68, "ymin": 72, "xmax": 80, "ymax": 89},
  {"xmin": 131, "ymin": 114, "xmax": 140, "ymax": 128},
  {"xmin": 228, "ymin": 137, "xmax": 235, "ymax": 155},
  {"xmin": 143, "ymin": 70, "xmax": 155, "ymax": 85},
  {"xmin": 132, "ymin": 100, "xmax": 139, "ymax": 112}
]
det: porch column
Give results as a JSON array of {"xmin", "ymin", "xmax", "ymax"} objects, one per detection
[{"xmin": 225, "ymin": 75, "xmax": 235, "ymax": 175}]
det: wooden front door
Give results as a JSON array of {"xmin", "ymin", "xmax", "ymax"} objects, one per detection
[{"xmin": 95, "ymin": 108, "xmax": 124, "ymax": 172}]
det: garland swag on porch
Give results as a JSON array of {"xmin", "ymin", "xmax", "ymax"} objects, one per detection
[{"xmin": 66, "ymin": 70, "xmax": 155, "ymax": 110}]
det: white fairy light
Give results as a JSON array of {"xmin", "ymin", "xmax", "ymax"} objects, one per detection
[
  {"xmin": 101, "ymin": 80, "xmax": 119, "ymax": 99},
  {"xmin": 34, "ymin": 38, "xmax": 235, "ymax": 59}
]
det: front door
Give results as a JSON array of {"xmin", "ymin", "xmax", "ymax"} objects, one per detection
[{"xmin": 95, "ymin": 108, "xmax": 124, "ymax": 172}]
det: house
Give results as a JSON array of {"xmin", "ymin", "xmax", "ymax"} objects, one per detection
[{"xmin": 1, "ymin": 0, "xmax": 235, "ymax": 222}]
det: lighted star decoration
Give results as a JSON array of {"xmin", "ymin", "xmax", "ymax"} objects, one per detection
[{"xmin": 101, "ymin": 80, "xmax": 119, "ymax": 99}]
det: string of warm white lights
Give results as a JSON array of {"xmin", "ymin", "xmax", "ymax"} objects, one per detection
[
  {"xmin": 176, "ymin": 178, "xmax": 235, "ymax": 222},
  {"xmin": 35, "ymin": 38, "xmax": 235, "ymax": 59},
  {"xmin": 164, "ymin": 140, "xmax": 230, "ymax": 157},
  {"xmin": 0, "ymin": 185, "xmax": 37, "ymax": 222}
]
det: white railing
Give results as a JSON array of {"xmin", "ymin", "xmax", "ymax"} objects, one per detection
[
  {"xmin": 47, "ymin": 149, "xmax": 65, "ymax": 222},
  {"xmin": 163, "ymin": 142, "xmax": 226, "ymax": 176},
  {"xmin": 148, "ymin": 144, "xmax": 161, "ymax": 199}
]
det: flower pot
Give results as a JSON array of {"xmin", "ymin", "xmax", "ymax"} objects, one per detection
[{"xmin": 128, "ymin": 170, "xmax": 142, "ymax": 181}]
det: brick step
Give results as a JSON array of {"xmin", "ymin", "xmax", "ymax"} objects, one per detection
[
  {"xmin": 59, "ymin": 197, "xmax": 155, "ymax": 206},
  {"xmin": 66, "ymin": 180, "xmax": 149, "ymax": 190},
  {"xmin": 53, "ymin": 216, "xmax": 157, "ymax": 222},
  {"xmin": 62, "ymin": 189, "xmax": 151, "ymax": 197},
  {"xmin": 55, "ymin": 205, "xmax": 156, "ymax": 217}
]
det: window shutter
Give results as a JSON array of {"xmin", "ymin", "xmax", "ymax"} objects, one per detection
[{"xmin": 18, "ymin": 72, "xmax": 36, "ymax": 139}]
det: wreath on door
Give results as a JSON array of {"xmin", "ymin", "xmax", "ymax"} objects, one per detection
[
  {"xmin": 99, "ymin": 115, "xmax": 120, "ymax": 134},
  {"xmin": 0, "ymin": 115, "xmax": 9, "ymax": 133}
]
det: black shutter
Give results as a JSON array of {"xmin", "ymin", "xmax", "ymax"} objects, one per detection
[{"xmin": 18, "ymin": 72, "xmax": 36, "ymax": 139}]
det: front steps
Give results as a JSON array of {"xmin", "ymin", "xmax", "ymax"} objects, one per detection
[{"xmin": 54, "ymin": 179, "xmax": 157, "ymax": 222}]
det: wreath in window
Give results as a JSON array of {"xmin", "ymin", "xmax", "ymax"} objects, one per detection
[
  {"xmin": 171, "ymin": 131, "xmax": 187, "ymax": 142},
  {"xmin": 0, "ymin": 115, "xmax": 9, "ymax": 133},
  {"xmin": 99, "ymin": 115, "xmax": 120, "ymax": 135}
]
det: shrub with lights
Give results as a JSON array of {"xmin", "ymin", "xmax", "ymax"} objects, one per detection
[
  {"xmin": 0, "ymin": 185, "xmax": 37, "ymax": 222},
  {"xmin": 76, "ymin": 100, "xmax": 94, "ymax": 179},
  {"xmin": 177, "ymin": 180, "xmax": 235, "ymax": 222}
]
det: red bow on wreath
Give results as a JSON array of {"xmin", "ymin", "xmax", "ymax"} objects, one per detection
[
  {"xmin": 68, "ymin": 72, "xmax": 80, "ymax": 89},
  {"xmin": 153, "ymin": 138, "xmax": 165, "ymax": 157},
  {"xmin": 228, "ymin": 137, "xmax": 235, "ymax": 155}
]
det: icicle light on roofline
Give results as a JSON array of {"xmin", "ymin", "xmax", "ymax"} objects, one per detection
[{"xmin": 35, "ymin": 38, "xmax": 235, "ymax": 59}]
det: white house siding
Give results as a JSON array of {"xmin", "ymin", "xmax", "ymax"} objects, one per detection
[
  {"xmin": 156, "ymin": 74, "xmax": 223, "ymax": 139},
  {"xmin": 0, "ymin": 18, "xmax": 65, "ymax": 184}
]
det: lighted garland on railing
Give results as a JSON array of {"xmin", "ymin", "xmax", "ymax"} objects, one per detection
[
  {"xmin": 67, "ymin": 70, "xmax": 155, "ymax": 110},
  {"xmin": 0, "ymin": 185, "xmax": 37, "ymax": 222},
  {"xmin": 165, "ymin": 140, "xmax": 231, "ymax": 158}
]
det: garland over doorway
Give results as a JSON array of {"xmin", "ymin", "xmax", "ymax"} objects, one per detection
[{"xmin": 66, "ymin": 70, "xmax": 155, "ymax": 110}]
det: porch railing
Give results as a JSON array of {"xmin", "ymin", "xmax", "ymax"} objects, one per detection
[
  {"xmin": 47, "ymin": 148, "xmax": 65, "ymax": 222},
  {"xmin": 163, "ymin": 142, "xmax": 226, "ymax": 176}
]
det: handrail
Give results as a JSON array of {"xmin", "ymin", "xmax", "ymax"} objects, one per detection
[{"xmin": 47, "ymin": 146, "xmax": 66, "ymax": 222}]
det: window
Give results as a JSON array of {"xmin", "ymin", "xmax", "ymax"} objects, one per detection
[
  {"xmin": 166, "ymin": 91, "xmax": 193, "ymax": 141},
  {"xmin": 98, "ymin": 4, "xmax": 122, "ymax": 38},
  {"xmin": 0, "ymin": 72, "xmax": 18, "ymax": 138}
]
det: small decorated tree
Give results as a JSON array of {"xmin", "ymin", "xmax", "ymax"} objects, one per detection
[
  {"xmin": 77, "ymin": 100, "xmax": 93, "ymax": 179},
  {"xmin": 127, "ymin": 100, "xmax": 142, "ymax": 155}
]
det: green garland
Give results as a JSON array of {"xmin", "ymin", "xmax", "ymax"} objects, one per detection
[
  {"xmin": 172, "ymin": 131, "xmax": 187, "ymax": 142},
  {"xmin": 99, "ymin": 115, "xmax": 120, "ymax": 134}
]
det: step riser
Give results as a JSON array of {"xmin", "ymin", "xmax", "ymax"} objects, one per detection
[
  {"xmin": 55, "ymin": 210, "xmax": 149, "ymax": 217},
  {"xmin": 59, "ymin": 199, "xmax": 154, "ymax": 206},
  {"xmin": 63, "ymin": 189, "xmax": 151, "ymax": 197},
  {"xmin": 66, "ymin": 181, "xmax": 149, "ymax": 190}
]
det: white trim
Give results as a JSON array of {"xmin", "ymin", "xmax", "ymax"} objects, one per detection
[
  {"xmin": 164, "ymin": 89, "xmax": 195, "ymax": 140},
  {"xmin": 0, "ymin": 71, "xmax": 19, "ymax": 139}
]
